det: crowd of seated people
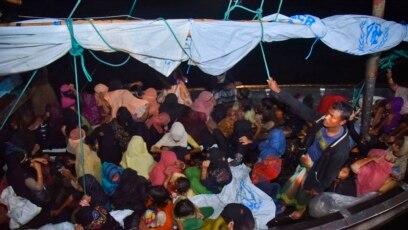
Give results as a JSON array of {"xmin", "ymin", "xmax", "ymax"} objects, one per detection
[{"xmin": 0, "ymin": 69, "xmax": 407, "ymax": 229}]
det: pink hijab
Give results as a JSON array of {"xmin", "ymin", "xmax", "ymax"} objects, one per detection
[
  {"xmin": 105, "ymin": 89, "xmax": 148, "ymax": 119},
  {"xmin": 191, "ymin": 91, "xmax": 214, "ymax": 120},
  {"xmin": 60, "ymin": 84, "xmax": 76, "ymax": 109},
  {"xmin": 143, "ymin": 88, "xmax": 160, "ymax": 117},
  {"xmin": 146, "ymin": 112, "xmax": 171, "ymax": 134},
  {"xmin": 149, "ymin": 151, "xmax": 182, "ymax": 186}
]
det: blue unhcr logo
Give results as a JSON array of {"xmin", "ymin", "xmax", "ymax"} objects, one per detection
[
  {"xmin": 236, "ymin": 180, "xmax": 263, "ymax": 210},
  {"xmin": 289, "ymin": 15, "xmax": 316, "ymax": 26},
  {"xmin": 358, "ymin": 21, "xmax": 389, "ymax": 52}
]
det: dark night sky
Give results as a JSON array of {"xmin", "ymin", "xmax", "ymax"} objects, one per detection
[{"xmin": 2, "ymin": 0, "xmax": 408, "ymax": 90}]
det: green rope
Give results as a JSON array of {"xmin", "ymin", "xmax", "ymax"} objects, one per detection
[
  {"xmin": 0, "ymin": 70, "xmax": 38, "ymax": 131},
  {"xmin": 274, "ymin": 0, "xmax": 284, "ymax": 22},
  {"xmin": 259, "ymin": 43, "xmax": 271, "ymax": 79},
  {"xmin": 352, "ymin": 82, "xmax": 365, "ymax": 109},
  {"xmin": 157, "ymin": 17, "xmax": 192, "ymax": 60},
  {"xmin": 223, "ymin": 0, "xmax": 272, "ymax": 79},
  {"xmin": 87, "ymin": 19, "xmax": 121, "ymax": 52},
  {"xmin": 68, "ymin": 0, "xmax": 81, "ymax": 19},
  {"xmin": 223, "ymin": 0, "xmax": 236, "ymax": 21},
  {"xmin": 73, "ymin": 55, "xmax": 87, "ymax": 195},
  {"xmin": 88, "ymin": 50, "xmax": 131, "ymax": 67},
  {"xmin": 86, "ymin": 19, "xmax": 131, "ymax": 67},
  {"xmin": 380, "ymin": 49, "xmax": 408, "ymax": 69},
  {"xmin": 66, "ymin": 18, "xmax": 89, "ymax": 193},
  {"xmin": 128, "ymin": 0, "xmax": 138, "ymax": 19},
  {"xmin": 65, "ymin": 19, "xmax": 93, "ymax": 82}
]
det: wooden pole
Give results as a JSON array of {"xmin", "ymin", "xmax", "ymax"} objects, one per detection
[{"xmin": 361, "ymin": 0, "xmax": 386, "ymax": 140}]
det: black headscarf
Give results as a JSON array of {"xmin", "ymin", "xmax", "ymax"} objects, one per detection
[
  {"xmin": 77, "ymin": 174, "xmax": 109, "ymax": 208},
  {"xmin": 111, "ymin": 168, "xmax": 149, "ymax": 211},
  {"xmin": 116, "ymin": 107, "xmax": 133, "ymax": 128},
  {"xmin": 202, "ymin": 148, "xmax": 232, "ymax": 193},
  {"xmin": 230, "ymin": 119, "xmax": 254, "ymax": 156},
  {"xmin": 117, "ymin": 106, "xmax": 149, "ymax": 141},
  {"xmin": 159, "ymin": 93, "xmax": 188, "ymax": 123},
  {"xmin": 87, "ymin": 124, "xmax": 122, "ymax": 165},
  {"xmin": 232, "ymin": 119, "xmax": 253, "ymax": 141}
]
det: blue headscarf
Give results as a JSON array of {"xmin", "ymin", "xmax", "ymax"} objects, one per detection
[
  {"xmin": 102, "ymin": 162, "xmax": 124, "ymax": 196},
  {"xmin": 258, "ymin": 129, "xmax": 286, "ymax": 160}
]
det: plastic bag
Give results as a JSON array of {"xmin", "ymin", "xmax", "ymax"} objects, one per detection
[
  {"xmin": 0, "ymin": 186, "xmax": 42, "ymax": 229},
  {"xmin": 308, "ymin": 192, "xmax": 378, "ymax": 218}
]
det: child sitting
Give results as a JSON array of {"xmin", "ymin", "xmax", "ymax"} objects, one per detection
[{"xmin": 173, "ymin": 199, "xmax": 213, "ymax": 230}]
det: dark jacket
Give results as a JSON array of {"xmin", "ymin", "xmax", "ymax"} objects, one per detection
[
  {"xmin": 302, "ymin": 125, "xmax": 350, "ymax": 193},
  {"xmin": 275, "ymin": 90, "xmax": 351, "ymax": 193}
]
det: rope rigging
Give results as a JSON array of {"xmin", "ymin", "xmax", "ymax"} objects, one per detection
[
  {"xmin": 380, "ymin": 49, "xmax": 408, "ymax": 70},
  {"xmin": 223, "ymin": 0, "xmax": 284, "ymax": 80},
  {"xmin": 0, "ymin": 70, "xmax": 38, "ymax": 131}
]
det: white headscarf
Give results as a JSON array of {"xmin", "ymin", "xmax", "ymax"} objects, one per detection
[{"xmin": 153, "ymin": 122, "xmax": 188, "ymax": 148}]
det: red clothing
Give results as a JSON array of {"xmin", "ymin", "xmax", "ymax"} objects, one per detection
[{"xmin": 317, "ymin": 95, "xmax": 347, "ymax": 114}]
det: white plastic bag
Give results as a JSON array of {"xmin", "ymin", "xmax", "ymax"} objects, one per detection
[
  {"xmin": 309, "ymin": 192, "xmax": 378, "ymax": 218},
  {"xmin": 36, "ymin": 222, "xmax": 75, "ymax": 230},
  {"xmin": 190, "ymin": 164, "xmax": 275, "ymax": 229},
  {"xmin": 0, "ymin": 186, "xmax": 42, "ymax": 229},
  {"xmin": 110, "ymin": 209, "xmax": 134, "ymax": 228}
]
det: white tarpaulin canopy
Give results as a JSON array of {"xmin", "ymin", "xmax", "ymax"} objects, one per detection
[{"xmin": 0, "ymin": 14, "xmax": 407, "ymax": 77}]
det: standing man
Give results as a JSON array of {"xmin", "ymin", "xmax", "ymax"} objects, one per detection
[{"xmin": 267, "ymin": 79, "xmax": 352, "ymax": 219}]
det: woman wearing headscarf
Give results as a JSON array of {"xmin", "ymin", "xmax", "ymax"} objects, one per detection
[
  {"xmin": 258, "ymin": 128, "xmax": 286, "ymax": 161},
  {"xmin": 44, "ymin": 104, "xmax": 66, "ymax": 148},
  {"xmin": 217, "ymin": 107, "xmax": 238, "ymax": 138},
  {"xmin": 150, "ymin": 122, "xmax": 201, "ymax": 158},
  {"xmin": 121, "ymin": 136, "xmax": 156, "ymax": 179},
  {"xmin": 192, "ymin": 91, "xmax": 216, "ymax": 121},
  {"xmin": 109, "ymin": 168, "xmax": 149, "ymax": 230},
  {"xmin": 76, "ymin": 174, "xmax": 110, "ymax": 209},
  {"xmin": 159, "ymin": 93, "xmax": 189, "ymax": 124},
  {"xmin": 50, "ymin": 173, "xmax": 110, "ymax": 217},
  {"xmin": 60, "ymin": 84, "xmax": 76, "ymax": 110},
  {"xmin": 108, "ymin": 108, "xmax": 132, "ymax": 153},
  {"xmin": 102, "ymin": 162, "xmax": 124, "ymax": 196},
  {"xmin": 67, "ymin": 128, "xmax": 102, "ymax": 183},
  {"xmin": 116, "ymin": 106, "xmax": 148, "ymax": 143},
  {"xmin": 379, "ymin": 136, "xmax": 408, "ymax": 193},
  {"xmin": 178, "ymin": 101, "xmax": 211, "ymax": 148},
  {"xmin": 157, "ymin": 69, "xmax": 192, "ymax": 107},
  {"xmin": 370, "ymin": 97, "xmax": 404, "ymax": 136},
  {"xmin": 94, "ymin": 83, "xmax": 149, "ymax": 122},
  {"xmin": 81, "ymin": 92, "xmax": 103, "ymax": 127},
  {"xmin": 60, "ymin": 84, "xmax": 93, "ymax": 136},
  {"xmin": 200, "ymin": 148, "xmax": 232, "ymax": 194},
  {"xmin": 5, "ymin": 150, "xmax": 50, "ymax": 207},
  {"xmin": 29, "ymin": 68, "xmax": 58, "ymax": 117},
  {"xmin": 179, "ymin": 91, "xmax": 216, "ymax": 148},
  {"xmin": 86, "ymin": 123, "xmax": 122, "ymax": 165},
  {"xmin": 229, "ymin": 119, "xmax": 258, "ymax": 166},
  {"xmin": 146, "ymin": 112, "xmax": 171, "ymax": 149},
  {"xmin": 142, "ymin": 87, "xmax": 160, "ymax": 118},
  {"xmin": 111, "ymin": 168, "xmax": 149, "ymax": 212},
  {"xmin": 148, "ymin": 151, "xmax": 184, "ymax": 186}
]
